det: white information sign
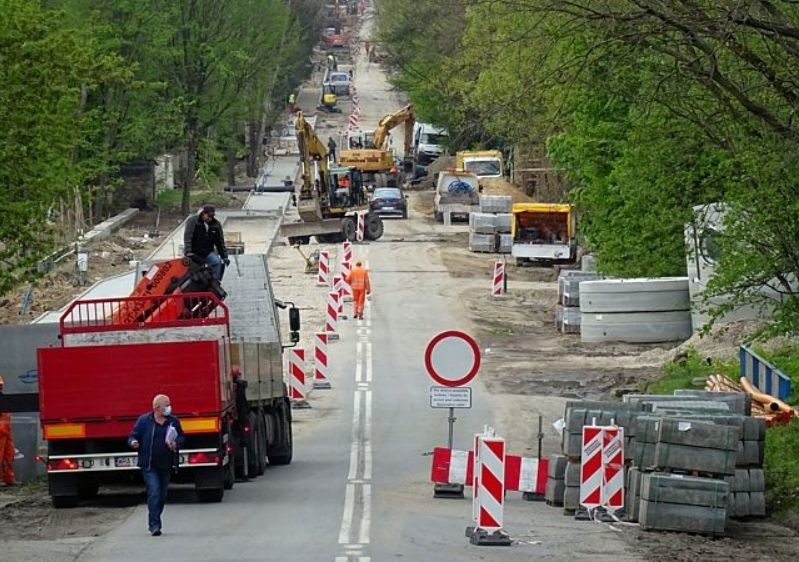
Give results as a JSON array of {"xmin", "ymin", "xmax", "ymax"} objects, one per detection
[{"xmin": 430, "ymin": 386, "xmax": 472, "ymax": 409}]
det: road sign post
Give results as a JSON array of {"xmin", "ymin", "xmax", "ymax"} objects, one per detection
[{"xmin": 425, "ymin": 331, "xmax": 480, "ymax": 499}]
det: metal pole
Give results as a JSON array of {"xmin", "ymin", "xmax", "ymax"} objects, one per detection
[
  {"xmin": 447, "ymin": 407, "xmax": 456, "ymax": 449},
  {"xmin": 503, "ymin": 255, "xmax": 508, "ymax": 293},
  {"xmin": 537, "ymin": 414, "xmax": 543, "ymax": 460}
]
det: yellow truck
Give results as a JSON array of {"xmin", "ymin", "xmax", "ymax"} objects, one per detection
[
  {"xmin": 455, "ymin": 150, "xmax": 503, "ymax": 179},
  {"xmin": 510, "ymin": 203, "xmax": 576, "ymax": 264}
]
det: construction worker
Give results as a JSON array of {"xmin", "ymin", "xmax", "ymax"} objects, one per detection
[
  {"xmin": 327, "ymin": 52, "xmax": 337, "ymax": 71},
  {"xmin": 183, "ymin": 205, "xmax": 229, "ymax": 281},
  {"xmin": 328, "ymin": 136, "xmax": 337, "ymax": 162},
  {"xmin": 288, "ymin": 92, "xmax": 296, "ymax": 115},
  {"xmin": 0, "ymin": 375, "xmax": 16, "ymax": 486},
  {"xmin": 344, "ymin": 260, "xmax": 371, "ymax": 320}
]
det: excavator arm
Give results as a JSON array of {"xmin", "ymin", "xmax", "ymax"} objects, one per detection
[
  {"xmin": 295, "ymin": 110, "xmax": 330, "ymax": 201},
  {"xmin": 372, "ymin": 104, "xmax": 415, "ymax": 152}
]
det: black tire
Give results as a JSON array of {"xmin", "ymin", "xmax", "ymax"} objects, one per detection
[
  {"xmin": 196, "ymin": 488, "xmax": 224, "ymax": 503},
  {"xmin": 402, "ymin": 209, "xmax": 408, "ymax": 219},
  {"xmin": 268, "ymin": 401, "xmax": 293, "ymax": 466},
  {"xmin": 364, "ymin": 213, "xmax": 384, "ymax": 240},
  {"xmin": 223, "ymin": 454, "xmax": 235, "ymax": 490},
  {"xmin": 341, "ymin": 217, "xmax": 357, "ymax": 241},
  {"xmin": 317, "ymin": 232, "xmax": 344, "ymax": 244},
  {"xmin": 51, "ymin": 495, "xmax": 78, "ymax": 508},
  {"xmin": 257, "ymin": 412, "xmax": 268, "ymax": 475},
  {"xmin": 247, "ymin": 411, "xmax": 261, "ymax": 477}
]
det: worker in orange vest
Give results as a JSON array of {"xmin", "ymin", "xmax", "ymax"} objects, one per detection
[
  {"xmin": 344, "ymin": 260, "xmax": 371, "ymax": 320},
  {"xmin": 0, "ymin": 375, "xmax": 16, "ymax": 486}
]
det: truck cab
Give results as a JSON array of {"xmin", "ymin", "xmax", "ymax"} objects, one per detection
[
  {"xmin": 413, "ymin": 123, "xmax": 449, "ymax": 166},
  {"xmin": 456, "ymin": 150, "xmax": 504, "ymax": 179}
]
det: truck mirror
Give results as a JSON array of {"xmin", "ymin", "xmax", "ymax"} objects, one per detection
[{"xmin": 289, "ymin": 307, "xmax": 301, "ymax": 332}]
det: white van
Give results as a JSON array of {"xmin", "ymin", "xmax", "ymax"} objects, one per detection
[{"xmin": 413, "ymin": 123, "xmax": 449, "ymax": 165}]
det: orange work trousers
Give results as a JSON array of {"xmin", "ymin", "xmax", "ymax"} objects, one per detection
[
  {"xmin": 352, "ymin": 289, "xmax": 367, "ymax": 318},
  {"xmin": 0, "ymin": 429, "xmax": 15, "ymax": 484}
]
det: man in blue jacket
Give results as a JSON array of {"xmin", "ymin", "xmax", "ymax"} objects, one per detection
[{"xmin": 128, "ymin": 394, "xmax": 185, "ymax": 536}]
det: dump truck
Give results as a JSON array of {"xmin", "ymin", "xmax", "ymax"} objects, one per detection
[
  {"xmin": 37, "ymin": 256, "xmax": 298, "ymax": 507},
  {"xmin": 510, "ymin": 203, "xmax": 577, "ymax": 265},
  {"xmin": 456, "ymin": 150, "xmax": 504, "ymax": 179},
  {"xmin": 434, "ymin": 169, "xmax": 480, "ymax": 223}
]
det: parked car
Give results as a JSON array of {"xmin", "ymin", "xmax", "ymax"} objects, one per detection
[
  {"xmin": 369, "ymin": 187, "xmax": 408, "ymax": 218},
  {"xmin": 326, "ymin": 70, "xmax": 351, "ymax": 96}
]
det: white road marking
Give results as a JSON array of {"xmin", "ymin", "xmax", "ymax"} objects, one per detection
[
  {"xmin": 338, "ymin": 483, "xmax": 356, "ymax": 544},
  {"xmin": 347, "ymin": 390, "xmax": 362, "ymax": 481},
  {"xmin": 359, "ymin": 483, "xmax": 371, "ymax": 545},
  {"xmin": 364, "ymin": 390, "xmax": 372, "ymax": 480},
  {"xmin": 366, "ymin": 342, "xmax": 373, "ymax": 382},
  {"xmin": 334, "ymin": 557, "xmax": 348, "ymax": 562}
]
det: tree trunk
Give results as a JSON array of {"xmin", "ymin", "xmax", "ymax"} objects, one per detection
[
  {"xmin": 247, "ymin": 120, "xmax": 260, "ymax": 178},
  {"xmin": 182, "ymin": 133, "xmax": 197, "ymax": 217},
  {"xmin": 226, "ymin": 147, "xmax": 236, "ymax": 186}
]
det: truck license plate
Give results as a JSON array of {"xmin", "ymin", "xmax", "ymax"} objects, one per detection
[{"xmin": 114, "ymin": 457, "xmax": 136, "ymax": 468}]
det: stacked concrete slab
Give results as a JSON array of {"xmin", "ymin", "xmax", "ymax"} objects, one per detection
[
  {"xmin": 468, "ymin": 195, "xmax": 513, "ymax": 254},
  {"xmin": 555, "ymin": 270, "xmax": 600, "ymax": 334},
  {"xmin": 545, "ymin": 454, "xmax": 567, "ymax": 507},
  {"xmin": 639, "ymin": 473, "xmax": 728, "ymax": 535}
]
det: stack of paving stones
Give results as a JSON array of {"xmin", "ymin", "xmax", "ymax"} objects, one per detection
[
  {"xmin": 556, "ymin": 271, "xmax": 599, "ymax": 334},
  {"xmin": 468, "ymin": 195, "xmax": 513, "ymax": 253},
  {"xmin": 545, "ymin": 454, "xmax": 567, "ymax": 507},
  {"xmin": 559, "ymin": 401, "xmax": 651, "ymax": 514},
  {"xmin": 623, "ymin": 391, "xmax": 767, "ymax": 533}
]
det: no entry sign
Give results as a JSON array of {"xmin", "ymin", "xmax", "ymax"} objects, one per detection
[{"xmin": 424, "ymin": 330, "xmax": 481, "ymax": 387}]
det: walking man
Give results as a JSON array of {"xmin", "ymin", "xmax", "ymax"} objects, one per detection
[
  {"xmin": 129, "ymin": 394, "xmax": 184, "ymax": 536},
  {"xmin": 183, "ymin": 205, "xmax": 229, "ymax": 281},
  {"xmin": 328, "ymin": 136, "xmax": 337, "ymax": 162},
  {"xmin": 0, "ymin": 375, "xmax": 16, "ymax": 486},
  {"xmin": 344, "ymin": 260, "xmax": 371, "ymax": 319},
  {"xmin": 288, "ymin": 92, "xmax": 297, "ymax": 115}
]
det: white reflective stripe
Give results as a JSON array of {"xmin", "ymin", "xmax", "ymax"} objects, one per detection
[
  {"xmin": 449, "ymin": 449, "xmax": 469, "ymax": 484},
  {"xmin": 518, "ymin": 457, "xmax": 538, "ymax": 493}
]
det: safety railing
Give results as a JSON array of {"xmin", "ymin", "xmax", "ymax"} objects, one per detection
[{"xmin": 740, "ymin": 345, "xmax": 792, "ymax": 401}]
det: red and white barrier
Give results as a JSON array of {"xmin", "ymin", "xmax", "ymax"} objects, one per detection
[
  {"xmin": 317, "ymin": 250, "xmax": 330, "ymax": 286},
  {"xmin": 348, "ymin": 114, "xmax": 359, "ymax": 129},
  {"xmin": 602, "ymin": 427, "xmax": 624, "ymax": 511},
  {"xmin": 430, "ymin": 447, "xmax": 547, "ymax": 494},
  {"xmin": 339, "ymin": 242, "xmax": 352, "ymax": 300},
  {"xmin": 313, "ymin": 332, "xmax": 332, "ymax": 389},
  {"xmin": 492, "ymin": 261, "xmax": 505, "ymax": 297},
  {"xmin": 326, "ymin": 291, "xmax": 339, "ymax": 339},
  {"xmin": 288, "ymin": 348, "xmax": 309, "ymax": 407},
  {"xmin": 473, "ymin": 435, "xmax": 505, "ymax": 532},
  {"xmin": 580, "ymin": 425, "xmax": 603, "ymax": 509},
  {"xmin": 356, "ymin": 212, "xmax": 365, "ymax": 242},
  {"xmin": 332, "ymin": 275, "xmax": 346, "ymax": 318}
]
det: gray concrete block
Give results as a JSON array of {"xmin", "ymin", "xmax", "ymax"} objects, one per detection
[
  {"xmin": 633, "ymin": 417, "xmax": 662, "ymax": 444},
  {"xmin": 750, "ymin": 492, "xmax": 766, "ymax": 516},
  {"xmin": 548, "ymin": 453, "xmax": 568, "ymax": 478},
  {"xmin": 632, "ymin": 440, "xmax": 656, "ymax": 468},
  {"xmin": 743, "ymin": 440, "xmax": 764, "ymax": 467},
  {"xmin": 732, "ymin": 469, "xmax": 750, "ymax": 492},
  {"xmin": 564, "ymin": 432, "xmax": 582, "ymax": 457},
  {"xmin": 626, "ymin": 467, "xmax": 642, "ymax": 522},
  {"xmin": 626, "ymin": 394, "xmax": 747, "ymax": 416},
  {"xmin": 657, "ymin": 418, "xmax": 739, "ymax": 451},
  {"xmin": 639, "ymin": 500, "xmax": 727, "ymax": 535},
  {"xmin": 565, "ymin": 408, "xmax": 587, "ymax": 432},
  {"xmin": 743, "ymin": 417, "xmax": 766, "ymax": 441},
  {"xmin": 565, "ymin": 400, "xmax": 648, "ymax": 416},
  {"xmin": 563, "ymin": 485, "xmax": 580, "ymax": 510},
  {"xmin": 651, "ymin": 400, "xmax": 731, "ymax": 413},
  {"xmin": 749, "ymin": 469, "xmax": 765, "ymax": 493},
  {"xmin": 671, "ymin": 390, "xmax": 751, "ymax": 416},
  {"xmin": 565, "ymin": 461, "xmax": 580, "ymax": 486},
  {"xmin": 734, "ymin": 492, "xmax": 750, "ymax": 517},
  {"xmin": 545, "ymin": 477, "xmax": 565, "ymax": 505},
  {"xmin": 654, "ymin": 442, "xmax": 736, "ymax": 475},
  {"xmin": 641, "ymin": 473, "xmax": 729, "ymax": 508}
]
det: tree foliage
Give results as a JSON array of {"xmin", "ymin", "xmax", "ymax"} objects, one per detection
[{"xmin": 377, "ymin": 0, "xmax": 799, "ymax": 336}]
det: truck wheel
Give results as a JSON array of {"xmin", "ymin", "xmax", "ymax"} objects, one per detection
[
  {"xmin": 223, "ymin": 454, "xmax": 235, "ymax": 490},
  {"xmin": 268, "ymin": 401, "xmax": 293, "ymax": 466},
  {"xmin": 341, "ymin": 217, "xmax": 357, "ymax": 241},
  {"xmin": 257, "ymin": 413, "xmax": 268, "ymax": 475},
  {"xmin": 364, "ymin": 213, "xmax": 384, "ymax": 240},
  {"xmin": 247, "ymin": 412, "xmax": 262, "ymax": 477},
  {"xmin": 51, "ymin": 495, "xmax": 78, "ymax": 508},
  {"xmin": 196, "ymin": 488, "xmax": 224, "ymax": 503}
]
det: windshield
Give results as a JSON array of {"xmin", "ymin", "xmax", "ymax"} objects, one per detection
[
  {"xmin": 464, "ymin": 159, "xmax": 501, "ymax": 177},
  {"xmin": 331, "ymin": 74, "xmax": 348, "ymax": 82},
  {"xmin": 421, "ymin": 133, "xmax": 448, "ymax": 145},
  {"xmin": 373, "ymin": 188, "xmax": 401, "ymax": 199}
]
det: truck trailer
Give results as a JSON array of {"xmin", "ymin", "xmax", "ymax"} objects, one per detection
[
  {"xmin": 37, "ymin": 256, "xmax": 297, "ymax": 507},
  {"xmin": 510, "ymin": 203, "xmax": 577, "ymax": 265}
]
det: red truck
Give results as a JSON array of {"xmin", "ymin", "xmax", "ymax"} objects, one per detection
[{"xmin": 37, "ymin": 256, "xmax": 296, "ymax": 507}]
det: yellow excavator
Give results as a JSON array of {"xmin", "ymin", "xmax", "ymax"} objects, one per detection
[
  {"xmin": 338, "ymin": 104, "xmax": 415, "ymax": 183},
  {"xmin": 280, "ymin": 111, "xmax": 384, "ymax": 244}
]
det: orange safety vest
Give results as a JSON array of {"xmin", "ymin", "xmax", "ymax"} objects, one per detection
[
  {"xmin": 0, "ymin": 412, "xmax": 11, "ymax": 436},
  {"xmin": 345, "ymin": 266, "xmax": 370, "ymax": 292}
]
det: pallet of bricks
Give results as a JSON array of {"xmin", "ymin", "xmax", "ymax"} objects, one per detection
[
  {"xmin": 467, "ymin": 195, "xmax": 512, "ymax": 253},
  {"xmin": 546, "ymin": 392, "xmax": 765, "ymax": 536},
  {"xmin": 555, "ymin": 270, "xmax": 599, "ymax": 334}
]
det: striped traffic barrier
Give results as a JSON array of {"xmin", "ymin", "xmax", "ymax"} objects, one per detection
[
  {"xmin": 313, "ymin": 332, "xmax": 332, "ymax": 389},
  {"xmin": 332, "ymin": 275, "xmax": 347, "ymax": 318},
  {"xmin": 288, "ymin": 348, "xmax": 310, "ymax": 408},
  {"xmin": 580, "ymin": 425, "xmax": 603, "ymax": 509},
  {"xmin": 430, "ymin": 447, "xmax": 547, "ymax": 495},
  {"xmin": 326, "ymin": 291, "xmax": 340, "ymax": 340},
  {"xmin": 356, "ymin": 212, "xmax": 365, "ymax": 242},
  {"xmin": 601, "ymin": 426, "xmax": 624, "ymax": 512},
  {"xmin": 339, "ymin": 242, "xmax": 353, "ymax": 300},
  {"xmin": 317, "ymin": 250, "xmax": 330, "ymax": 286},
  {"xmin": 467, "ymin": 434, "xmax": 511, "ymax": 546},
  {"xmin": 492, "ymin": 261, "xmax": 505, "ymax": 297}
]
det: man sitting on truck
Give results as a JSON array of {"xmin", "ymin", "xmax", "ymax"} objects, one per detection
[{"xmin": 183, "ymin": 205, "xmax": 229, "ymax": 281}]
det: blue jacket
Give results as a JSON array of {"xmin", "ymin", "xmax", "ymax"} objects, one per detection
[{"xmin": 128, "ymin": 412, "xmax": 186, "ymax": 470}]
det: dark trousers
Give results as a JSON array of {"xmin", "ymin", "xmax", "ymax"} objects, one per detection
[{"xmin": 142, "ymin": 467, "xmax": 171, "ymax": 531}]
